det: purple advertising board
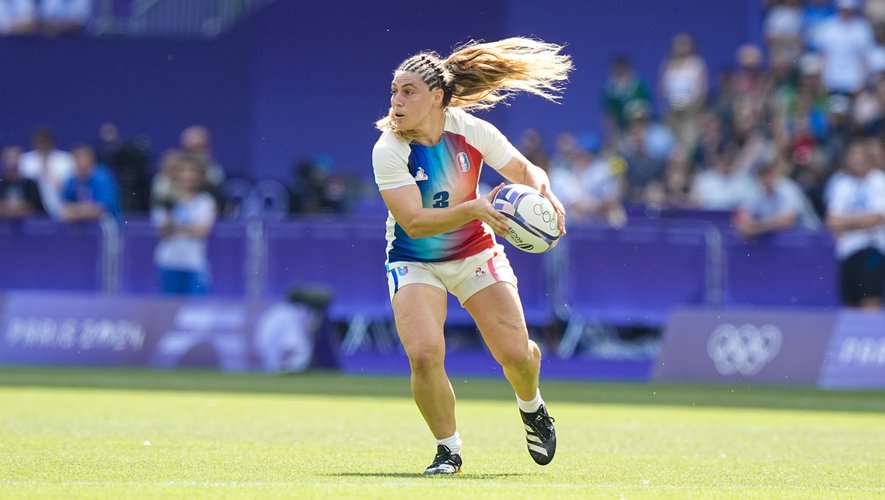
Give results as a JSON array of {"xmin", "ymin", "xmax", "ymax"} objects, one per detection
[
  {"xmin": 655, "ymin": 309, "xmax": 836, "ymax": 385},
  {"xmin": 818, "ymin": 311, "xmax": 885, "ymax": 389},
  {"xmin": 0, "ymin": 292, "xmax": 327, "ymax": 373}
]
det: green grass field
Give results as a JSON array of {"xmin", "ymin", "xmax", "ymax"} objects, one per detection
[{"xmin": 0, "ymin": 367, "xmax": 883, "ymax": 499}]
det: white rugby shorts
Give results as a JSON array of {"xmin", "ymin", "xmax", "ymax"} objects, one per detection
[{"xmin": 386, "ymin": 244, "xmax": 518, "ymax": 305}]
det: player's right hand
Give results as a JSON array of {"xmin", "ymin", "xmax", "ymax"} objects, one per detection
[{"xmin": 473, "ymin": 183, "xmax": 510, "ymax": 236}]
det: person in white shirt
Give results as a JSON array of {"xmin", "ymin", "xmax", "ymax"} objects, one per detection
[
  {"xmin": 826, "ymin": 139, "xmax": 885, "ymax": 309},
  {"xmin": 659, "ymin": 33, "xmax": 708, "ymax": 153},
  {"xmin": 19, "ymin": 127, "xmax": 74, "ymax": 218},
  {"xmin": 690, "ymin": 144, "xmax": 755, "ymax": 210},
  {"xmin": 151, "ymin": 153, "xmax": 217, "ymax": 296},
  {"xmin": 735, "ymin": 157, "xmax": 821, "ymax": 239},
  {"xmin": 814, "ymin": 0, "xmax": 876, "ymax": 95}
]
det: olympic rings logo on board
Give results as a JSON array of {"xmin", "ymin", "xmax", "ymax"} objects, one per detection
[
  {"xmin": 532, "ymin": 202, "xmax": 557, "ymax": 231},
  {"xmin": 706, "ymin": 323, "xmax": 783, "ymax": 376}
]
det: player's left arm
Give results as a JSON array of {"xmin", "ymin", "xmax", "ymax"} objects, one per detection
[{"xmin": 497, "ymin": 153, "xmax": 567, "ymax": 235}]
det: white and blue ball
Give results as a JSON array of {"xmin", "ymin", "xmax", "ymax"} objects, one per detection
[{"xmin": 492, "ymin": 184, "xmax": 560, "ymax": 253}]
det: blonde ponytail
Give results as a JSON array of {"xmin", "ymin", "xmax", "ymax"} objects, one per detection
[
  {"xmin": 376, "ymin": 37, "xmax": 573, "ymax": 133},
  {"xmin": 445, "ymin": 37, "xmax": 572, "ymax": 111}
]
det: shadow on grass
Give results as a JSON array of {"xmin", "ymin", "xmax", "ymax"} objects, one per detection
[
  {"xmin": 327, "ymin": 472, "xmax": 527, "ymax": 480},
  {"xmin": 0, "ymin": 366, "xmax": 883, "ymax": 414}
]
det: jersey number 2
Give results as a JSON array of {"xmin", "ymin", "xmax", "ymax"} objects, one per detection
[{"xmin": 432, "ymin": 191, "xmax": 450, "ymax": 208}]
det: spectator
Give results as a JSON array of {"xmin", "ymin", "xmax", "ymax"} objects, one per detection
[
  {"xmin": 765, "ymin": 0, "xmax": 805, "ymax": 61},
  {"xmin": 0, "ymin": 0, "xmax": 36, "ymax": 35},
  {"xmin": 620, "ymin": 100, "xmax": 674, "ymax": 203},
  {"xmin": 289, "ymin": 154, "xmax": 353, "ymax": 214},
  {"xmin": 0, "ymin": 145, "xmax": 44, "ymax": 217},
  {"xmin": 662, "ymin": 146, "xmax": 695, "ymax": 208},
  {"xmin": 180, "ymin": 125, "xmax": 224, "ymax": 186},
  {"xmin": 813, "ymin": 0, "xmax": 876, "ymax": 95},
  {"xmin": 180, "ymin": 125, "xmax": 225, "ymax": 212},
  {"xmin": 95, "ymin": 122, "xmax": 152, "ymax": 213},
  {"xmin": 60, "ymin": 144, "xmax": 120, "ymax": 221},
  {"xmin": 151, "ymin": 153, "xmax": 217, "ymax": 296},
  {"xmin": 690, "ymin": 143, "xmax": 755, "ymax": 210},
  {"xmin": 602, "ymin": 55, "xmax": 652, "ymax": 134},
  {"xmin": 517, "ymin": 128, "xmax": 550, "ymax": 171},
  {"xmin": 659, "ymin": 32, "xmax": 708, "ymax": 153},
  {"xmin": 731, "ymin": 44, "xmax": 768, "ymax": 108},
  {"xmin": 825, "ymin": 139, "xmax": 885, "ymax": 310},
  {"xmin": 549, "ymin": 135, "xmax": 626, "ymax": 225},
  {"xmin": 853, "ymin": 75, "xmax": 885, "ymax": 135},
  {"xmin": 19, "ymin": 126, "xmax": 74, "ymax": 218},
  {"xmin": 734, "ymin": 156, "xmax": 821, "ymax": 239},
  {"xmin": 39, "ymin": 0, "xmax": 91, "ymax": 37},
  {"xmin": 803, "ymin": 0, "xmax": 835, "ymax": 45}
]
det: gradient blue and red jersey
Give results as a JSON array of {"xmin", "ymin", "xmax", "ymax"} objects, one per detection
[{"xmin": 373, "ymin": 108, "xmax": 516, "ymax": 264}]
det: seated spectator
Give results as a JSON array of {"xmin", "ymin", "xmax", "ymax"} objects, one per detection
[
  {"xmin": 602, "ymin": 55, "xmax": 652, "ymax": 134},
  {"xmin": 0, "ymin": 145, "xmax": 44, "ymax": 217},
  {"xmin": 60, "ymin": 144, "xmax": 120, "ymax": 221},
  {"xmin": 0, "ymin": 0, "xmax": 36, "ymax": 35},
  {"xmin": 151, "ymin": 153, "xmax": 217, "ymax": 296},
  {"xmin": 690, "ymin": 143, "xmax": 755, "ymax": 210},
  {"xmin": 734, "ymin": 156, "xmax": 821, "ymax": 239},
  {"xmin": 662, "ymin": 146, "xmax": 695, "ymax": 208},
  {"xmin": 620, "ymin": 100, "xmax": 674, "ymax": 203},
  {"xmin": 19, "ymin": 126, "xmax": 74, "ymax": 219},
  {"xmin": 39, "ymin": 0, "xmax": 91, "ymax": 37},
  {"xmin": 825, "ymin": 139, "xmax": 885, "ymax": 310},
  {"xmin": 550, "ymin": 135, "xmax": 626, "ymax": 225},
  {"xmin": 289, "ymin": 154, "xmax": 354, "ymax": 214},
  {"xmin": 517, "ymin": 128, "xmax": 550, "ymax": 170},
  {"xmin": 94, "ymin": 122, "xmax": 152, "ymax": 213}
]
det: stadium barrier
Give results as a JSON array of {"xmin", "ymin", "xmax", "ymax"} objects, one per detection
[
  {"xmin": 0, "ymin": 291, "xmax": 338, "ymax": 373},
  {"xmin": 656, "ymin": 308, "xmax": 885, "ymax": 389},
  {"xmin": 0, "ymin": 216, "xmax": 849, "ymax": 352}
]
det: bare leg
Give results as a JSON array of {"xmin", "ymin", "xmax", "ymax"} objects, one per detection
[
  {"xmin": 464, "ymin": 282, "xmax": 539, "ymax": 400},
  {"xmin": 392, "ymin": 283, "xmax": 455, "ymax": 439}
]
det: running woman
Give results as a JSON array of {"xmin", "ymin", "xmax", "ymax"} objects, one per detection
[{"xmin": 372, "ymin": 37, "xmax": 572, "ymax": 475}]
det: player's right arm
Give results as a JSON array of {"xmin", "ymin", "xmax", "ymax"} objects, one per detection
[
  {"xmin": 380, "ymin": 183, "xmax": 509, "ymax": 238},
  {"xmin": 373, "ymin": 135, "xmax": 508, "ymax": 238}
]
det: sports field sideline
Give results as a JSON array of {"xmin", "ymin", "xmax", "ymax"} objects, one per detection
[{"xmin": 0, "ymin": 367, "xmax": 883, "ymax": 499}]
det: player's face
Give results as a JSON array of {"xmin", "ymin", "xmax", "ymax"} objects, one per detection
[{"xmin": 389, "ymin": 71, "xmax": 440, "ymax": 131}]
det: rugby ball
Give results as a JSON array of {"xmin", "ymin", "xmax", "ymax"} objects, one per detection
[{"xmin": 492, "ymin": 184, "xmax": 561, "ymax": 253}]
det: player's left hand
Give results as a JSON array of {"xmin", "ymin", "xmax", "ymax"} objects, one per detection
[{"xmin": 540, "ymin": 184, "xmax": 567, "ymax": 235}]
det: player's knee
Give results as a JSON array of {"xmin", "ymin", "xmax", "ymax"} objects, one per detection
[
  {"xmin": 498, "ymin": 343, "xmax": 534, "ymax": 372},
  {"xmin": 407, "ymin": 344, "xmax": 445, "ymax": 373}
]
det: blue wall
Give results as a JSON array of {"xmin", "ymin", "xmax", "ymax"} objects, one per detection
[
  {"xmin": 0, "ymin": 0, "xmax": 761, "ymax": 182},
  {"xmin": 0, "ymin": 34, "xmax": 253, "ymax": 172}
]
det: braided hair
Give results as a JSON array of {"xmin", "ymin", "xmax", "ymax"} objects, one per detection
[{"xmin": 376, "ymin": 37, "xmax": 573, "ymax": 137}]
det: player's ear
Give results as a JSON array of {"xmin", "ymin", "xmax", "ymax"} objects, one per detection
[{"xmin": 432, "ymin": 87, "xmax": 444, "ymax": 107}]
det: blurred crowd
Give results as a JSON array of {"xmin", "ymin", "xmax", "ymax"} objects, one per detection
[
  {"xmin": 0, "ymin": 0, "xmax": 92, "ymax": 37},
  {"xmin": 0, "ymin": 123, "xmax": 362, "ymax": 224},
  {"xmin": 3, "ymin": 0, "xmax": 885, "ymax": 304},
  {"xmin": 532, "ymin": 0, "xmax": 885, "ymax": 245}
]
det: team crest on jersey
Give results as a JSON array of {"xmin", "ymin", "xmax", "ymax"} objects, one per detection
[
  {"xmin": 457, "ymin": 152, "xmax": 470, "ymax": 172},
  {"xmin": 414, "ymin": 167, "xmax": 428, "ymax": 181}
]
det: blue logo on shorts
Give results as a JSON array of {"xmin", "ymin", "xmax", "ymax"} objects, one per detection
[{"xmin": 397, "ymin": 266, "xmax": 409, "ymax": 276}]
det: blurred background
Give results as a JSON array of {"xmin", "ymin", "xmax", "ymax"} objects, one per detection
[{"xmin": 1, "ymin": 0, "xmax": 883, "ymax": 388}]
